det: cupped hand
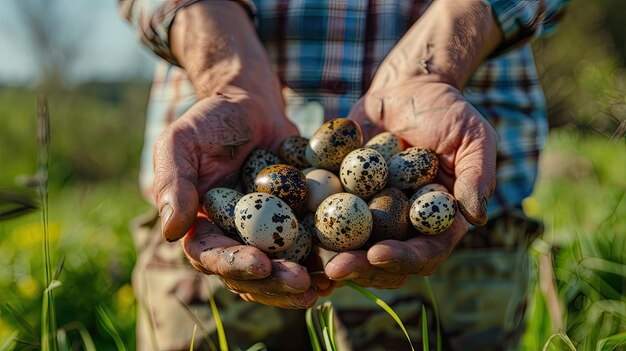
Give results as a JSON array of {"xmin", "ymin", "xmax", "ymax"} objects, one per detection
[
  {"xmin": 182, "ymin": 215, "xmax": 317, "ymax": 308},
  {"xmin": 325, "ymin": 77, "xmax": 497, "ymax": 287},
  {"xmin": 153, "ymin": 91, "xmax": 320, "ymax": 308}
]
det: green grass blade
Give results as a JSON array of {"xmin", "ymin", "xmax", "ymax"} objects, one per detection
[
  {"xmin": 596, "ymin": 331, "xmax": 626, "ymax": 351},
  {"xmin": 542, "ymin": 332, "xmax": 577, "ymax": 351},
  {"xmin": 189, "ymin": 324, "xmax": 197, "ymax": 351},
  {"xmin": 316, "ymin": 305, "xmax": 335, "ymax": 351},
  {"xmin": 244, "ymin": 342, "xmax": 268, "ymax": 351},
  {"xmin": 421, "ymin": 306, "xmax": 429, "ymax": 351},
  {"xmin": 207, "ymin": 288, "xmax": 228, "ymax": 351},
  {"xmin": 323, "ymin": 303, "xmax": 337, "ymax": 350},
  {"xmin": 56, "ymin": 329, "xmax": 69, "ymax": 351},
  {"xmin": 305, "ymin": 307, "xmax": 323, "ymax": 351},
  {"xmin": 175, "ymin": 297, "xmax": 217, "ymax": 351},
  {"xmin": 95, "ymin": 306, "xmax": 127, "ymax": 351},
  {"xmin": 423, "ymin": 278, "xmax": 441, "ymax": 351},
  {"xmin": 0, "ymin": 331, "xmax": 18, "ymax": 351},
  {"xmin": 344, "ymin": 281, "xmax": 415, "ymax": 351},
  {"xmin": 4, "ymin": 304, "xmax": 37, "ymax": 339},
  {"xmin": 58, "ymin": 322, "xmax": 96, "ymax": 351}
]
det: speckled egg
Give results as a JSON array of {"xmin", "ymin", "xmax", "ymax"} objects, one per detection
[
  {"xmin": 305, "ymin": 118, "xmax": 363, "ymax": 172},
  {"xmin": 278, "ymin": 136, "xmax": 311, "ymax": 169},
  {"xmin": 367, "ymin": 188, "xmax": 410, "ymax": 243},
  {"xmin": 234, "ymin": 193, "xmax": 298, "ymax": 253},
  {"xmin": 314, "ymin": 193, "xmax": 372, "ymax": 252},
  {"xmin": 254, "ymin": 164, "xmax": 308, "ymax": 210},
  {"xmin": 387, "ymin": 147, "xmax": 439, "ymax": 191},
  {"xmin": 203, "ymin": 187, "xmax": 244, "ymax": 238},
  {"xmin": 270, "ymin": 223, "xmax": 313, "ymax": 263},
  {"xmin": 242, "ymin": 149, "xmax": 281, "ymax": 194},
  {"xmin": 305, "ymin": 169, "xmax": 344, "ymax": 212},
  {"xmin": 339, "ymin": 148, "xmax": 387, "ymax": 200},
  {"xmin": 410, "ymin": 191, "xmax": 456, "ymax": 235},
  {"xmin": 364, "ymin": 132, "xmax": 405, "ymax": 162},
  {"xmin": 409, "ymin": 183, "xmax": 449, "ymax": 204}
]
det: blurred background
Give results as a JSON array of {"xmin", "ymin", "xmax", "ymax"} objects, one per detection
[{"xmin": 0, "ymin": 0, "xmax": 624, "ymax": 350}]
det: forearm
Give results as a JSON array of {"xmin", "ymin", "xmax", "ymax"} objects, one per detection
[
  {"xmin": 375, "ymin": 0, "xmax": 502, "ymax": 90},
  {"xmin": 170, "ymin": 2, "xmax": 280, "ymax": 100}
]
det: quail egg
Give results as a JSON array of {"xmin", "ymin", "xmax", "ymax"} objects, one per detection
[
  {"xmin": 202, "ymin": 187, "xmax": 244, "ymax": 239},
  {"xmin": 306, "ymin": 118, "xmax": 363, "ymax": 172},
  {"xmin": 278, "ymin": 136, "xmax": 311, "ymax": 169},
  {"xmin": 368, "ymin": 187, "xmax": 410, "ymax": 243},
  {"xmin": 364, "ymin": 132, "xmax": 405, "ymax": 162},
  {"xmin": 270, "ymin": 222, "xmax": 313, "ymax": 263},
  {"xmin": 339, "ymin": 148, "xmax": 387, "ymax": 200},
  {"xmin": 242, "ymin": 149, "xmax": 281, "ymax": 194},
  {"xmin": 410, "ymin": 191, "xmax": 456, "ymax": 235},
  {"xmin": 387, "ymin": 147, "xmax": 439, "ymax": 190},
  {"xmin": 254, "ymin": 164, "xmax": 308, "ymax": 210},
  {"xmin": 314, "ymin": 193, "xmax": 372, "ymax": 252},
  {"xmin": 409, "ymin": 183, "xmax": 449, "ymax": 204},
  {"xmin": 305, "ymin": 169, "xmax": 344, "ymax": 212},
  {"xmin": 234, "ymin": 193, "xmax": 298, "ymax": 253}
]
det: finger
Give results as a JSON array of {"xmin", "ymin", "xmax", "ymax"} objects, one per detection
[
  {"xmin": 367, "ymin": 213, "xmax": 469, "ymax": 275},
  {"xmin": 153, "ymin": 118, "xmax": 202, "ymax": 242},
  {"xmin": 452, "ymin": 106, "xmax": 498, "ymax": 226},
  {"xmin": 182, "ymin": 217, "xmax": 272, "ymax": 279},
  {"xmin": 221, "ymin": 260, "xmax": 311, "ymax": 295},
  {"xmin": 324, "ymin": 251, "xmax": 407, "ymax": 288},
  {"xmin": 239, "ymin": 287, "xmax": 318, "ymax": 309}
]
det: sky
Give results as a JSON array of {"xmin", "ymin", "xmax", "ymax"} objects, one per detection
[{"xmin": 0, "ymin": 0, "xmax": 156, "ymax": 85}]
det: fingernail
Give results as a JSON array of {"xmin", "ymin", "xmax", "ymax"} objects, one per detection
[
  {"xmin": 160, "ymin": 203, "xmax": 173, "ymax": 237},
  {"xmin": 481, "ymin": 196, "xmax": 488, "ymax": 212}
]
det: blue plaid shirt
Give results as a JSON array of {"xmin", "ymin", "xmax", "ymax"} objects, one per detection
[{"xmin": 120, "ymin": 0, "xmax": 570, "ymax": 218}]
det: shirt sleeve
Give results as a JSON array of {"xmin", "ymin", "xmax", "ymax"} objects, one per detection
[
  {"xmin": 118, "ymin": 0, "xmax": 256, "ymax": 66},
  {"xmin": 482, "ymin": 0, "xmax": 572, "ymax": 54}
]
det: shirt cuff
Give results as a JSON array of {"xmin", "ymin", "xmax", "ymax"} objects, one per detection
[
  {"xmin": 120, "ymin": 0, "xmax": 256, "ymax": 66},
  {"xmin": 482, "ymin": 0, "xmax": 547, "ymax": 54}
]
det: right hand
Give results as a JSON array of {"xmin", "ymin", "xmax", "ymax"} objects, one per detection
[{"xmin": 153, "ymin": 91, "xmax": 317, "ymax": 308}]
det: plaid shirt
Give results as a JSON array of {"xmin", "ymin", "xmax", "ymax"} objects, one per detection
[{"xmin": 120, "ymin": 0, "xmax": 570, "ymax": 217}]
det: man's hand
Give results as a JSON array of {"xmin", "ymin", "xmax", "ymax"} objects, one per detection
[
  {"xmin": 152, "ymin": 2, "xmax": 316, "ymax": 308},
  {"xmin": 325, "ymin": 0, "xmax": 501, "ymax": 287}
]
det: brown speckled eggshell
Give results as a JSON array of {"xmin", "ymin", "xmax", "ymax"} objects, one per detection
[
  {"xmin": 364, "ymin": 132, "xmax": 405, "ymax": 162},
  {"xmin": 367, "ymin": 188, "xmax": 410, "ymax": 243},
  {"xmin": 203, "ymin": 187, "xmax": 244, "ymax": 239},
  {"xmin": 314, "ymin": 193, "xmax": 372, "ymax": 252},
  {"xmin": 410, "ymin": 191, "xmax": 456, "ymax": 235},
  {"xmin": 254, "ymin": 164, "xmax": 308, "ymax": 210},
  {"xmin": 305, "ymin": 118, "xmax": 363, "ymax": 172},
  {"xmin": 242, "ymin": 149, "xmax": 282, "ymax": 194},
  {"xmin": 339, "ymin": 148, "xmax": 387, "ymax": 200},
  {"xmin": 279, "ymin": 136, "xmax": 311, "ymax": 169},
  {"xmin": 409, "ymin": 183, "xmax": 449, "ymax": 204},
  {"xmin": 387, "ymin": 147, "xmax": 439, "ymax": 191},
  {"xmin": 235, "ymin": 193, "xmax": 298, "ymax": 253},
  {"xmin": 270, "ymin": 222, "xmax": 313, "ymax": 263},
  {"xmin": 305, "ymin": 169, "xmax": 344, "ymax": 213}
]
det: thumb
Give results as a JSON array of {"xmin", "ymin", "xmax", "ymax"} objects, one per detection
[
  {"xmin": 453, "ymin": 122, "xmax": 497, "ymax": 227},
  {"xmin": 153, "ymin": 123, "xmax": 201, "ymax": 242}
]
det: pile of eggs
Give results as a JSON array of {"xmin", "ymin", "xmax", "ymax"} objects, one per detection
[{"xmin": 203, "ymin": 119, "xmax": 457, "ymax": 263}]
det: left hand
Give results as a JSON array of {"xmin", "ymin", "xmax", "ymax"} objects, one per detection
[{"xmin": 325, "ymin": 77, "xmax": 498, "ymax": 287}]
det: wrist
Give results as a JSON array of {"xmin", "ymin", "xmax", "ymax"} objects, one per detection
[
  {"xmin": 374, "ymin": 0, "xmax": 501, "ymax": 91},
  {"xmin": 170, "ymin": 1, "xmax": 282, "ymax": 102}
]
